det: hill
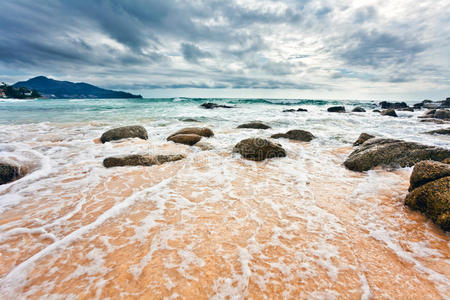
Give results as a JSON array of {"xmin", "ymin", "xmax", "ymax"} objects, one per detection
[{"xmin": 13, "ymin": 76, "xmax": 142, "ymax": 99}]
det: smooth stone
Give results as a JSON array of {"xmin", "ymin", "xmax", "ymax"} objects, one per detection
[
  {"xmin": 233, "ymin": 138, "xmax": 286, "ymax": 161},
  {"xmin": 167, "ymin": 134, "xmax": 202, "ymax": 145},
  {"xmin": 327, "ymin": 106, "xmax": 345, "ymax": 113},
  {"xmin": 100, "ymin": 125, "xmax": 148, "ymax": 143},
  {"xmin": 352, "ymin": 107, "xmax": 366, "ymax": 112},
  {"xmin": 380, "ymin": 109, "xmax": 398, "ymax": 117},
  {"xmin": 237, "ymin": 122, "xmax": 271, "ymax": 129},
  {"xmin": 271, "ymin": 130, "xmax": 315, "ymax": 142},
  {"xmin": 379, "ymin": 101, "xmax": 408, "ymax": 109},
  {"xmin": 168, "ymin": 127, "xmax": 214, "ymax": 139},
  {"xmin": 103, "ymin": 154, "xmax": 185, "ymax": 168}
]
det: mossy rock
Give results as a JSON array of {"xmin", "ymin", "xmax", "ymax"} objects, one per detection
[
  {"xmin": 353, "ymin": 133, "xmax": 375, "ymax": 146},
  {"xmin": 103, "ymin": 154, "xmax": 185, "ymax": 168}
]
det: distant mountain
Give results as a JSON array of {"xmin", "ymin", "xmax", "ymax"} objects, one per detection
[{"xmin": 13, "ymin": 76, "xmax": 142, "ymax": 99}]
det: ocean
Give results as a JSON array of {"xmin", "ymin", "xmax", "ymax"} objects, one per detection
[{"xmin": 0, "ymin": 97, "xmax": 449, "ymax": 298}]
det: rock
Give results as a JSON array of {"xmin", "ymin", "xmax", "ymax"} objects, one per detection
[
  {"xmin": 271, "ymin": 130, "xmax": 315, "ymax": 142},
  {"xmin": 405, "ymin": 177, "xmax": 449, "ymax": 231},
  {"xmin": 297, "ymin": 108, "xmax": 308, "ymax": 112},
  {"xmin": 424, "ymin": 128, "xmax": 450, "ymax": 135},
  {"xmin": 283, "ymin": 109, "xmax": 296, "ymax": 112},
  {"xmin": 237, "ymin": 122, "xmax": 271, "ymax": 129},
  {"xmin": 353, "ymin": 133, "xmax": 375, "ymax": 146},
  {"xmin": 444, "ymin": 158, "xmax": 450, "ymax": 164},
  {"xmin": 372, "ymin": 109, "xmax": 381, "ymax": 113},
  {"xmin": 439, "ymin": 98, "xmax": 450, "ymax": 108},
  {"xmin": 352, "ymin": 107, "xmax": 366, "ymax": 112},
  {"xmin": 195, "ymin": 142, "xmax": 214, "ymax": 151},
  {"xmin": 343, "ymin": 138, "xmax": 450, "ymax": 172},
  {"xmin": 167, "ymin": 134, "xmax": 202, "ymax": 146},
  {"xmin": 0, "ymin": 163, "xmax": 22, "ymax": 185},
  {"xmin": 103, "ymin": 154, "xmax": 185, "ymax": 168},
  {"xmin": 399, "ymin": 107, "xmax": 414, "ymax": 112},
  {"xmin": 380, "ymin": 109, "xmax": 398, "ymax": 117},
  {"xmin": 327, "ymin": 106, "xmax": 346, "ymax": 113},
  {"xmin": 100, "ymin": 125, "xmax": 148, "ymax": 143},
  {"xmin": 423, "ymin": 103, "xmax": 439, "ymax": 109},
  {"xmin": 434, "ymin": 109, "xmax": 450, "ymax": 120},
  {"xmin": 233, "ymin": 138, "xmax": 286, "ymax": 161},
  {"xmin": 420, "ymin": 119, "xmax": 446, "ymax": 124},
  {"xmin": 413, "ymin": 100, "xmax": 431, "ymax": 109},
  {"xmin": 168, "ymin": 127, "xmax": 214, "ymax": 139},
  {"xmin": 424, "ymin": 109, "xmax": 437, "ymax": 116},
  {"xmin": 181, "ymin": 118, "xmax": 199, "ymax": 122},
  {"xmin": 379, "ymin": 101, "xmax": 408, "ymax": 109},
  {"xmin": 200, "ymin": 102, "xmax": 232, "ymax": 109},
  {"xmin": 408, "ymin": 160, "xmax": 450, "ymax": 191}
]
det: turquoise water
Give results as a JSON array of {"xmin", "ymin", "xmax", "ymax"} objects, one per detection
[{"xmin": 0, "ymin": 98, "xmax": 376, "ymax": 124}]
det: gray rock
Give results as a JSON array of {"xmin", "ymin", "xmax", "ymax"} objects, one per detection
[
  {"xmin": 434, "ymin": 109, "xmax": 450, "ymax": 119},
  {"xmin": 343, "ymin": 138, "xmax": 450, "ymax": 172},
  {"xmin": 103, "ymin": 154, "xmax": 185, "ymax": 168},
  {"xmin": 424, "ymin": 128, "xmax": 450, "ymax": 135},
  {"xmin": 379, "ymin": 101, "xmax": 408, "ymax": 109},
  {"xmin": 237, "ymin": 122, "xmax": 271, "ymax": 129},
  {"xmin": 380, "ymin": 109, "xmax": 398, "ymax": 117},
  {"xmin": 233, "ymin": 138, "xmax": 286, "ymax": 161},
  {"xmin": 327, "ymin": 106, "xmax": 346, "ymax": 113},
  {"xmin": 168, "ymin": 127, "xmax": 214, "ymax": 139},
  {"xmin": 100, "ymin": 125, "xmax": 148, "ymax": 143},
  {"xmin": 352, "ymin": 107, "xmax": 366, "ymax": 112},
  {"xmin": 167, "ymin": 134, "xmax": 202, "ymax": 145},
  {"xmin": 181, "ymin": 118, "xmax": 199, "ymax": 122},
  {"xmin": 0, "ymin": 163, "xmax": 22, "ymax": 185},
  {"xmin": 200, "ymin": 103, "xmax": 232, "ymax": 109},
  {"xmin": 271, "ymin": 130, "xmax": 315, "ymax": 142},
  {"xmin": 353, "ymin": 133, "xmax": 375, "ymax": 146}
]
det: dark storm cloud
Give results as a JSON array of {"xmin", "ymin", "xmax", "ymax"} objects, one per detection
[{"xmin": 0, "ymin": 0, "xmax": 448, "ymax": 95}]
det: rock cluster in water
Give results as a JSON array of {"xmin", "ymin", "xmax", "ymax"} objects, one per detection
[
  {"xmin": 344, "ymin": 138, "xmax": 450, "ymax": 172},
  {"xmin": 405, "ymin": 160, "xmax": 450, "ymax": 231}
]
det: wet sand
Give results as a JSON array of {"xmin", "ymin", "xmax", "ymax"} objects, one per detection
[{"xmin": 0, "ymin": 143, "xmax": 448, "ymax": 299}]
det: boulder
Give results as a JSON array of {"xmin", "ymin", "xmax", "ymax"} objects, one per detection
[
  {"xmin": 100, "ymin": 125, "xmax": 148, "ymax": 143},
  {"xmin": 405, "ymin": 177, "xmax": 449, "ymax": 231},
  {"xmin": 233, "ymin": 138, "xmax": 286, "ymax": 161},
  {"xmin": 434, "ymin": 109, "xmax": 450, "ymax": 120},
  {"xmin": 440, "ymin": 98, "xmax": 450, "ymax": 108},
  {"xmin": 0, "ymin": 163, "xmax": 22, "ymax": 185},
  {"xmin": 352, "ymin": 107, "xmax": 366, "ymax": 112},
  {"xmin": 168, "ymin": 127, "xmax": 214, "ymax": 139},
  {"xmin": 283, "ymin": 109, "xmax": 296, "ymax": 112},
  {"xmin": 380, "ymin": 109, "xmax": 398, "ymax": 117},
  {"xmin": 353, "ymin": 133, "xmax": 375, "ymax": 146},
  {"xmin": 271, "ymin": 130, "xmax": 315, "ymax": 142},
  {"xmin": 167, "ymin": 134, "xmax": 202, "ymax": 146},
  {"xmin": 420, "ymin": 119, "xmax": 446, "ymax": 124},
  {"xmin": 399, "ymin": 107, "xmax": 414, "ymax": 112},
  {"xmin": 343, "ymin": 138, "xmax": 450, "ymax": 172},
  {"xmin": 103, "ymin": 154, "xmax": 185, "ymax": 168},
  {"xmin": 200, "ymin": 102, "xmax": 232, "ymax": 109},
  {"xmin": 372, "ymin": 109, "xmax": 381, "ymax": 113},
  {"xmin": 379, "ymin": 101, "xmax": 408, "ymax": 109},
  {"xmin": 181, "ymin": 118, "xmax": 199, "ymax": 122},
  {"xmin": 327, "ymin": 106, "xmax": 346, "ymax": 113},
  {"xmin": 424, "ymin": 128, "xmax": 450, "ymax": 135},
  {"xmin": 408, "ymin": 160, "xmax": 450, "ymax": 191},
  {"xmin": 237, "ymin": 122, "xmax": 271, "ymax": 129},
  {"xmin": 297, "ymin": 108, "xmax": 308, "ymax": 112}
]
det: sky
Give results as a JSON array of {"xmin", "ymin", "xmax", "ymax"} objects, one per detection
[{"xmin": 0, "ymin": 0, "xmax": 449, "ymax": 100}]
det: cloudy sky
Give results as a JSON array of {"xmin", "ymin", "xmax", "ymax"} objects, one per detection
[{"xmin": 0, "ymin": 0, "xmax": 449, "ymax": 100}]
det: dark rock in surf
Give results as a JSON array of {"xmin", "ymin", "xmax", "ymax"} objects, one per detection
[
  {"xmin": 181, "ymin": 118, "xmax": 199, "ymax": 122},
  {"xmin": 434, "ymin": 109, "xmax": 450, "ymax": 120},
  {"xmin": 353, "ymin": 133, "xmax": 375, "ymax": 146},
  {"xmin": 379, "ymin": 101, "xmax": 408, "ymax": 109},
  {"xmin": 168, "ymin": 127, "xmax": 214, "ymax": 139},
  {"xmin": 271, "ymin": 130, "xmax": 315, "ymax": 142},
  {"xmin": 297, "ymin": 108, "xmax": 308, "ymax": 112},
  {"xmin": 380, "ymin": 109, "xmax": 398, "ymax": 117},
  {"xmin": 0, "ymin": 163, "xmax": 22, "ymax": 185},
  {"xmin": 352, "ymin": 107, "xmax": 366, "ymax": 112},
  {"xmin": 424, "ymin": 128, "xmax": 450, "ymax": 135},
  {"xmin": 372, "ymin": 109, "xmax": 381, "ymax": 113},
  {"xmin": 399, "ymin": 107, "xmax": 414, "ymax": 112},
  {"xmin": 327, "ymin": 106, "xmax": 346, "ymax": 113},
  {"xmin": 200, "ymin": 102, "xmax": 233, "ymax": 109},
  {"xmin": 237, "ymin": 122, "xmax": 271, "ymax": 129},
  {"xmin": 167, "ymin": 134, "xmax": 202, "ymax": 146},
  {"xmin": 405, "ymin": 169, "xmax": 449, "ymax": 231},
  {"xmin": 283, "ymin": 109, "xmax": 296, "ymax": 112},
  {"xmin": 100, "ymin": 125, "xmax": 148, "ymax": 143},
  {"xmin": 343, "ymin": 138, "xmax": 450, "ymax": 172},
  {"xmin": 103, "ymin": 154, "xmax": 185, "ymax": 168},
  {"xmin": 233, "ymin": 138, "xmax": 286, "ymax": 161}
]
